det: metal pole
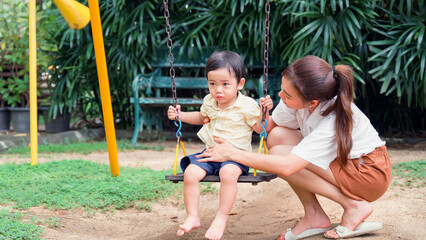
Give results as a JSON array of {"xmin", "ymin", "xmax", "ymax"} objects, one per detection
[
  {"xmin": 88, "ymin": 0, "xmax": 120, "ymax": 176},
  {"xmin": 29, "ymin": 0, "xmax": 38, "ymax": 165}
]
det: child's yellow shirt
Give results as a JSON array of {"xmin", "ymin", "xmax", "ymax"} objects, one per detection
[{"xmin": 197, "ymin": 92, "xmax": 260, "ymax": 151}]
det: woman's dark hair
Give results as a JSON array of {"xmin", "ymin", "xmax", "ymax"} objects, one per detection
[
  {"xmin": 282, "ymin": 55, "xmax": 354, "ymax": 167},
  {"xmin": 206, "ymin": 50, "xmax": 245, "ymax": 83}
]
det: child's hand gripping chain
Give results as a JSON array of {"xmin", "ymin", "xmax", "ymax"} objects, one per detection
[{"xmin": 168, "ymin": 105, "xmax": 181, "ymax": 120}]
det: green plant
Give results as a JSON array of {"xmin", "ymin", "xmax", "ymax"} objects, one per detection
[
  {"xmin": 5, "ymin": 139, "xmax": 164, "ymax": 155},
  {"xmin": 30, "ymin": 216, "xmax": 61, "ymax": 229},
  {"xmin": 50, "ymin": 0, "xmax": 425, "ymax": 134},
  {"xmin": 392, "ymin": 160, "xmax": 426, "ymax": 188},
  {"xmin": 0, "ymin": 1, "xmax": 30, "ymax": 108},
  {"xmin": 0, "ymin": 78, "xmax": 7, "ymax": 108},
  {"xmin": 0, "ymin": 1, "xmax": 29, "ymax": 67},
  {"xmin": 5, "ymin": 75, "xmax": 30, "ymax": 108},
  {"xmin": 0, "ymin": 0, "xmax": 58, "ymax": 108},
  {"xmin": 368, "ymin": 1, "xmax": 425, "ymax": 108},
  {"xmin": 361, "ymin": 1, "xmax": 426, "ymax": 133},
  {"xmin": 49, "ymin": 0, "xmax": 160, "ymax": 128},
  {"xmin": 0, "ymin": 160, "xmax": 182, "ymax": 210},
  {"xmin": 0, "ymin": 208, "xmax": 45, "ymax": 240}
]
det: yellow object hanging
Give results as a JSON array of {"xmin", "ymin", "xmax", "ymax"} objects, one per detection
[
  {"xmin": 254, "ymin": 136, "xmax": 268, "ymax": 176},
  {"xmin": 173, "ymin": 139, "xmax": 186, "ymax": 175},
  {"xmin": 53, "ymin": 0, "xmax": 90, "ymax": 29}
]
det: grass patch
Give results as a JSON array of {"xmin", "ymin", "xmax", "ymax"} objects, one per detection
[
  {"xmin": 392, "ymin": 160, "xmax": 425, "ymax": 188},
  {"xmin": 0, "ymin": 160, "xmax": 181, "ymax": 210},
  {"xmin": 5, "ymin": 139, "xmax": 164, "ymax": 155},
  {"xmin": 0, "ymin": 209, "xmax": 45, "ymax": 240}
]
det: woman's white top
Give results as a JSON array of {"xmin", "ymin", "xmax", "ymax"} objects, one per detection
[{"xmin": 271, "ymin": 99, "xmax": 385, "ymax": 170}]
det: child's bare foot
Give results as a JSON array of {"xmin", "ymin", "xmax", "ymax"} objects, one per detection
[
  {"xmin": 177, "ymin": 215, "xmax": 200, "ymax": 237},
  {"xmin": 325, "ymin": 200, "xmax": 373, "ymax": 238},
  {"xmin": 204, "ymin": 213, "xmax": 228, "ymax": 240}
]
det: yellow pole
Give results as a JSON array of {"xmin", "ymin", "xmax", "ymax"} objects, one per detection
[
  {"xmin": 29, "ymin": 0, "xmax": 38, "ymax": 165},
  {"xmin": 88, "ymin": 0, "xmax": 119, "ymax": 176}
]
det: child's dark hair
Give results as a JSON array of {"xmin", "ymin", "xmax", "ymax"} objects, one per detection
[
  {"xmin": 282, "ymin": 55, "xmax": 354, "ymax": 167},
  {"xmin": 206, "ymin": 51, "xmax": 245, "ymax": 83}
]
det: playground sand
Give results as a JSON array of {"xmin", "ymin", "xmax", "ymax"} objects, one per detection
[{"xmin": 1, "ymin": 140, "xmax": 425, "ymax": 240}]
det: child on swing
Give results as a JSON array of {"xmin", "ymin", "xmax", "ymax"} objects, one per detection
[{"xmin": 167, "ymin": 50, "xmax": 273, "ymax": 240}]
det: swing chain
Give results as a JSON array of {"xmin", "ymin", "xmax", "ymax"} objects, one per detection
[
  {"xmin": 163, "ymin": 0, "xmax": 177, "ymax": 109},
  {"xmin": 163, "ymin": 0, "xmax": 181, "ymax": 136},
  {"xmin": 262, "ymin": 0, "xmax": 270, "ymax": 121}
]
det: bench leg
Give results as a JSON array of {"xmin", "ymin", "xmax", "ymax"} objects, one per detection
[
  {"xmin": 131, "ymin": 103, "xmax": 141, "ymax": 145},
  {"xmin": 142, "ymin": 107, "xmax": 163, "ymax": 133},
  {"xmin": 133, "ymin": 106, "xmax": 164, "ymax": 144}
]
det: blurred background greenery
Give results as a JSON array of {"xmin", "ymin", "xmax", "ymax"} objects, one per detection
[{"xmin": 1, "ymin": 0, "xmax": 425, "ymax": 136}]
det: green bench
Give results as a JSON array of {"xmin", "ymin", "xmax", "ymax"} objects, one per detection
[{"xmin": 131, "ymin": 48, "xmax": 280, "ymax": 144}]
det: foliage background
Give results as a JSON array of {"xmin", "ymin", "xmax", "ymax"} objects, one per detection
[
  {"xmin": 40, "ymin": 0, "xmax": 425, "ymax": 134},
  {"xmin": 0, "ymin": 0, "xmax": 58, "ymax": 108}
]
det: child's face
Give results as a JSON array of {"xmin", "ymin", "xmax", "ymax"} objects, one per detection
[
  {"xmin": 207, "ymin": 67, "xmax": 245, "ymax": 109},
  {"xmin": 278, "ymin": 76, "xmax": 307, "ymax": 109}
]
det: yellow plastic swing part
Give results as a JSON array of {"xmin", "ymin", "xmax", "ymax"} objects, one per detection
[
  {"xmin": 173, "ymin": 139, "xmax": 187, "ymax": 175},
  {"xmin": 53, "ymin": 0, "xmax": 91, "ymax": 29},
  {"xmin": 254, "ymin": 136, "xmax": 268, "ymax": 176}
]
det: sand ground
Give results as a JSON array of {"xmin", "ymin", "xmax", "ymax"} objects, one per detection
[{"xmin": 1, "ymin": 140, "xmax": 425, "ymax": 240}]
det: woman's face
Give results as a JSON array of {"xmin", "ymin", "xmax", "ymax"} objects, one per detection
[{"xmin": 278, "ymin": 76, "xmax": 307, "ymax": 109}]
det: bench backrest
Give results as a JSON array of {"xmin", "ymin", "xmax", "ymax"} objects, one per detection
[
  {"xmin": 152, "ymin": 47, "xmax": 268, "ymax": 69},
  {"xmin": 135, "ymin": 47, "xmax": 279, "ymax": 99},
  {"xmin": 153, "ymin": 48, "xmax": 213, "ymax": 68}
]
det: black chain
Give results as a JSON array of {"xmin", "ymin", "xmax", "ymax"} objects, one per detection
[
  {"xmin": 163, "ymin": 0, "xmax": 178, "ymax": 123},
  {"xmin": 262, "ymin": 0, "xmax": 270, "ymax": 120}
]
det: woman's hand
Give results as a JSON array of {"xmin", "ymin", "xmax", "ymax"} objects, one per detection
[
  {"xmin": 196, "ymin": 138, "xmax": 239, "ymax": 162},
  {"xmin": 167, "ymin": 105, "xmax": 181, "ymax": 120}
]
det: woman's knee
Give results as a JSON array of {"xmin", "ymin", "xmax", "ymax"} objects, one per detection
[
  {"xmin": 267, "ymin": 126, "xmax": 303, "ymax": 149},
  {"xmin": 219, "ymin": 164, "xmax": 242, "ymax": 182}
]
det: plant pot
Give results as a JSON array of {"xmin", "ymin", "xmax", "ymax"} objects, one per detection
[
  {"xmin": 39, "ymin": 107, "xmax": 70, "ymax": 133},
  {"xmin": 0, "ymin": 107, "xmax": 11, "ymax": 131},
  {"xmin": 9, "ymin": 107, "xmax": 31, "ymax": 133}
]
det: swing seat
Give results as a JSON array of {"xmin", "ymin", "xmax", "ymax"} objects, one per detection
[{"xmin": 165, "ymin": 172, "xmax": 277, "ymax": 185}]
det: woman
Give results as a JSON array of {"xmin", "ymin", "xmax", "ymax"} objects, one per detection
[{"xmin": 197, "ymin": 55, "xmax": 391, "ymax": 239}]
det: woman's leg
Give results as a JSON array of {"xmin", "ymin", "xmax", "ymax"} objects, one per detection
[
  {"xmin": 270, "ymin": 145, "xmax": 332, "ymax": 237},
  {"xmin": 205, "ymin": 164, "xmax": 242, "ymax": 240},
  {"xmin": 177, "ymin": 164, "xmax": 207, "ymax": 236},
  {"xmin": 268, "ymin": 127, "xmax": 373, "ymax": 236},
  {"xmin": 269, "ymin": 127, "xmax": 328, "ymax": 235},
  {"xmin": 282, "ymin": 163, "xmax": 373, "ymax": 237},
  {"xmin": 267, "ymin": 126, "xmax": 303, "ymax": 149}
]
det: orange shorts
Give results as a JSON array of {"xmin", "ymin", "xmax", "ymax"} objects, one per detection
[{"xmin": 329, "ymin": 146, "xmax": 391, "ymax": 202}]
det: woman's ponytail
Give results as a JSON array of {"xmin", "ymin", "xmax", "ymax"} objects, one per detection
[{"xmin": 334, "ymin": 65, "xmax": 354, "ymax": 167}]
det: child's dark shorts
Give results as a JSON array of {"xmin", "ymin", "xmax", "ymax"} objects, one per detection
[{"xmin": 180, "ymin": 149, "xmax": 249, "ymax": 175}]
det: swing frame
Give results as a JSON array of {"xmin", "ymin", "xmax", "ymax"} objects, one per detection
[{"xmin": 163, "ymin": 0, "xmax": 277, "ymax": 185}]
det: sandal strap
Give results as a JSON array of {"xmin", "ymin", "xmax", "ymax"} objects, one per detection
[{"xmin": 278, "ymin": 228, "xmax": 296, "ymax": 240}]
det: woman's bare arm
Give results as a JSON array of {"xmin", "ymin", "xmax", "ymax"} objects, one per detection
[{"xmin": 196, "ymin": 137, "xmax": 309, "ymax": 176}]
